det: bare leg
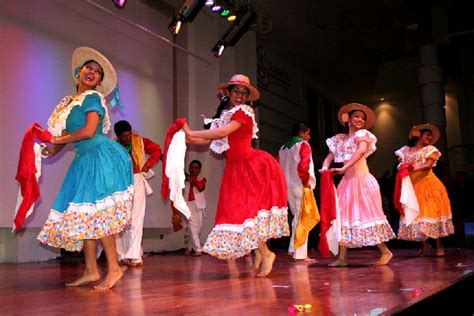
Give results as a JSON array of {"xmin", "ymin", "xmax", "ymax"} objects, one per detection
[
  {"xmin": 436, "ymin": 238, "xmax": 445, "ymax": 256},
  {"xmin": 417, "ymin": 240, "xmax": 432, "ymax": 256},
  {"xmin": 66, "ymin": 240, "xmax": 101, "ymax": 287},
  {"xmin": 94, "ymin": 235, "xmax": 123, "ymax": 290},
  {"xmin": 375, "ymin": 243, "xmax": 393, "ymax": 266},
  {"xmin": 253, "ymin": 249, "xmax": 262, "ymax": 270},
  {"xmin": 256, "ymin": 241, "xmax": 276, "ymax": 277},
  {"xmin": 328, "ymin": 246, "xmax": 348, "ymax": 267}
]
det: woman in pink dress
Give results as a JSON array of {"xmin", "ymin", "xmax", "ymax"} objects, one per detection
[
  {"xmin": 182, "ymin": 74, "xmax": 289, "ymax": 277},
  {"xmin": 321, "ymin": 103, "xmax": 395, "ymax": 266}
]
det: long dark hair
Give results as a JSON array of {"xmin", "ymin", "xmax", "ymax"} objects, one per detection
[
  {"xmin": 203, "ymin": 84, "xmax": 236, "ymax": 129},
  {"xmin": 204, "ymin": 95, "xmax": 230, "ymax": 129}
]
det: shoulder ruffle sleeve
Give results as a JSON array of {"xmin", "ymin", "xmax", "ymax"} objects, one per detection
[
  {"xmin": 395, "ymin": 146, "xmax": 407, "ymax": 160},
  {"xmin": 79, "ymin": 91, "xmax": 110, "ymax": 134},
  {"xmin": 231, "ymin": 105, "xmax": 258, "ymax": 139},
  {"xmin": 231, "ymin": 109, "xmax": 249, "ymax": 125},
  {"xmin": 423, "ymin": 145, "xmax": 441, "ymax": 162},
  {"xmin": 326, "ymin": 134, "xmax": 341, "ymax": 154},
  {"xmin": 82, "ymin": 93, "xmax": 105, "ymax": 117},
  {"xmin": 354, "ymin": 129, "xmax": 377, "ymax": 157}
]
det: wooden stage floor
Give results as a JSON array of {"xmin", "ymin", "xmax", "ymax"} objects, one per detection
[{"xmin": 1, "ymin": 248, "xmax": 473, "ymax": 315}]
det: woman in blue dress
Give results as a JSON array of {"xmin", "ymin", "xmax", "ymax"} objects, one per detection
[{"xmin": 37, "ymin": 47, "xmax": 133, "ymax": 290}]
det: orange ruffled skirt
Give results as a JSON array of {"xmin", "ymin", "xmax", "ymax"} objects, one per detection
[{"xmin": 398, "ymin": 169, "xmax": 454, "ymax": 241}]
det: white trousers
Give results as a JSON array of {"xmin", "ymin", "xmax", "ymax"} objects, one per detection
[
  {"xmin": 288, "ymin": 186, "xmax": 309, "ymax": 259},
  {"xmin": 182, "ymin": 201, "xmax": 204, "ymax": 252},
  {"xmin": 116, "ymin": 174, "xmax": 147, "ymax": 261}
]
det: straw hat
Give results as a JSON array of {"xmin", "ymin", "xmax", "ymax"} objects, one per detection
[
  {"xmin": 218, "ymin": 74, "xmax": 260, "ymax": 101},
  {"xmin": 337, "ymin": 103, "xmax": 376, "ymax": 129},
  {"xmin": 409, "ymin": 123, "xmax": 440, "ymax": 145},
  {"xmin": 71, "ymin": 47, "xmax": 117, "ymax": 97}
]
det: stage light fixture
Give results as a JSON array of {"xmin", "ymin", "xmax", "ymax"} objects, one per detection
[
  {"xmin": 211, "ymin": 4, "xmax": 222, "ymax": 12},
  {"xmin": 220, "ymin": 9, "xmax": 230, "ymax": 17},
  {"xmin": 168, "ymin": 0, "xmax": 205, "ymax": 36},
  {"xmin": 211, "ymin": 40, "xmax": 226, "ymax": 57},
  {"xmin": 227, "ymin": 14, "xmax": 237, "ymax": 22},
  {"xmin": 177, "ymin": 0, "xmax": 205, "ymax": 22},
  {"xmin": 220, "ymin": 6, "xmax": 256, "ymax": 46},
  {"xmin": 169, "ymin": 18, "xmax": 183, "ymax": 36},
  {"xmin": 205, "ymin": 0, "xmax": 214, "ymax": 6},
  {"xmin": 112, "ymin": 0, "xmax": 126, "ymax": 8},
  {"xmin": 210, "ymin": 7, "xmax": 256, "ymax": 58}
]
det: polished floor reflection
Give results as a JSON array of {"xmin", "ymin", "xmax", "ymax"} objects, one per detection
[{"xmin": 0, "ymin": 248, "xmax": 473, "ymax": 314}]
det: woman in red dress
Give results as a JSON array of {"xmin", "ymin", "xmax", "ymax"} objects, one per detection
[{"xmin": 182, "ymin": 74, "xmax": 289, "ymax": 277}]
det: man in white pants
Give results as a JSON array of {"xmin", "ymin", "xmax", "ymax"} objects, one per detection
[
  {"xmin": 114, "ymin": 120, "xmax": 162, "ymax": 267},
  {"xmin": 278, "ymin": 122, "xmax": 316, "ymax": 262},
  {"xmin": 182, "ymin": 160, "xmax": 207, "ymax": 256}
]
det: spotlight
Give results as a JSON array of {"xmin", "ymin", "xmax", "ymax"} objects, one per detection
[
  {"xmin": 227, "ymin": 14, "xmax": 237, "ymax": 22},
  {"xmin": 211, "ymin": 4, "xmax": 222, "ymax": 12},
  {"xmin": 220, "ymin": 9, "xmax": 230, "ymax": 17},
  {"xmin": 112, "ymin": 0, "xmax": 126, "ymax": 8},
  {"xmin": 205, "ymin": 0, "xmax": 214, "ymax": 6},
  {"xmin": 169, "ymin": 18, "xmax": 183, "ymax": 36},
  {"xmin": 168, "ymin": 0, "xmax": 205, "ymax": 36},
  {"xmin": 211, "ymin": 40, "xmax": 226, "ymax": 57},
  {"xmin": 210, "ymin": 7, "xmax": 256, "ymax": 57}
]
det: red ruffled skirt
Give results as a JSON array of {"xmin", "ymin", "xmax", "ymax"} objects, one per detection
[{"xmin": 203, "ymin": 149, "xmax": 289, "ymax": 259}]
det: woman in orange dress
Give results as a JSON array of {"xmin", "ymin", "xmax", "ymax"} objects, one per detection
[{"xmin": 396, "ymin": 124, "xmax": 454, "ymax": 256}]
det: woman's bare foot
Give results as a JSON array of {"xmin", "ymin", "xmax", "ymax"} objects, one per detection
[
  {"xmin": 417, "ymin": 241, "xmax": 431, "ymax": 256},
  {"xmin": 294, "ymin": 258, "xmax": 317, "ymax": 264},
  {"xmin": 256, "ymin": 252, "xmax": 276, "ymax": 277},
  {"xmin": 328, "ymin": 259, "xmax": 348, "ymax": 267},
  {"xmin": 94, "ymin": 269, "xmax": 123, "ymax": 290},
  {"xmin": 65, "ymin": 272, "xmax": 101, "ymax": 287},
  {"xmin": 376, "ymin": 251, "xmax": 393, "ymax": 266},
  {"xmin": 253, "ymin": 250, "xmax": 262, "ymax": 270}
]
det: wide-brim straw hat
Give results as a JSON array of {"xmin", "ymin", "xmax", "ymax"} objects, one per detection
[
  {"xmin": 218, "ymin": 74, "xmax": 260, "ymax": 101},
  {"xmin": 409, "ymin": 123, "xmax": 440, "ymax": 145},
  {"xmin": 71, "ymin": 46, "xmax": 117, "ymax": 97},
  {"xmin": 337, "ymin": 103, "xmax": 376, "ymax": 129}
]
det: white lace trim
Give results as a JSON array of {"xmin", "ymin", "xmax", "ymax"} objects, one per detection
[
  {"xmin": 47, "ymin": 90, "xmax": 111, "ymax": 137},
  {"xmin": 400, "ymin": 214, "xmax": 453, "ymax": 225},
  {"xmin": 206, "ymin": 104, "xmax": 259, "ymax": 154},
  {"xmin": 211, "ymin": 206, "xmax": 287, "ymax": 233},
  {"xmin": 48, "ymin": 185, "xmax": 134, "ymax": 219},
  {"xmin": 340, "ymin": 216, "xmax": 391, "ymax": 229},
  {"xmin": 394, "ymin": 147, "xmax": 406, "ymax": 160}
]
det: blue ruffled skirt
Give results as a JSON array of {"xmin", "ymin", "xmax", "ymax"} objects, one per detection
[{"xmin": 38, "ymin": 135, "xmax": 134, "ymax": 251}]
